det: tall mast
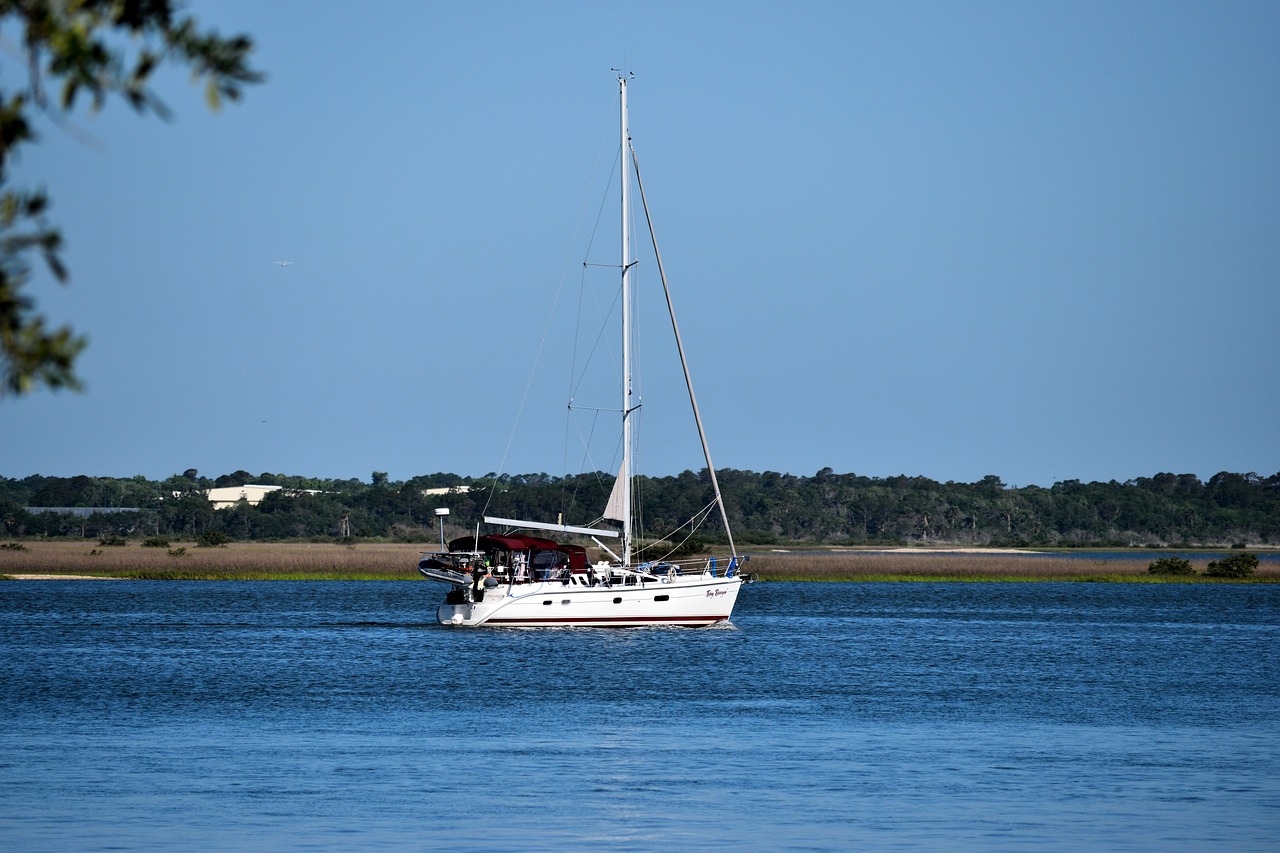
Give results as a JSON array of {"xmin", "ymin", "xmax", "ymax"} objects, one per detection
[{"xmin": 619, "ymin": 73, "xmax": 634, "ymax": 567}]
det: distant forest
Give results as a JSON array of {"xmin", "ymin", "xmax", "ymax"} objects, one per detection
[{"xmin": 3, "ymin": 468, "xmax": 1278, "ymax": 549}]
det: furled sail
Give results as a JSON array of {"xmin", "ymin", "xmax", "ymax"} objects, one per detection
[{"xmin": 603, "ymin": 460, "xmax": 627, "ymax": 522}]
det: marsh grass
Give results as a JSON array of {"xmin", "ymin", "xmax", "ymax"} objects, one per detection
[
  {"xmin": 0, "ymin": 541, "xmax": 426, "ymax": 580},
  {"xmin": 1, "ymin": 542, "xmax": 1276, "ymax": 583},
  {"xmin": 747, "ymin": 551, "xmax": 1280, "ymax": 583}
]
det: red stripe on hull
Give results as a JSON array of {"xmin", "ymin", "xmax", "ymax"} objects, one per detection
[{"xmin": 484, "ymin": 614, "xmax": 728, "ymax": 626}]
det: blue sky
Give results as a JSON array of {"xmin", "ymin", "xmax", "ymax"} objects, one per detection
[{"xmin": 3, "ymin": 0, "xmax": 1277, "ymax": 488}]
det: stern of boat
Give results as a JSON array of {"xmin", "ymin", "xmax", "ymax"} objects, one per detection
[{"xmin": 438, "ymin": 600, "xmax": 468, "ymax": 626}]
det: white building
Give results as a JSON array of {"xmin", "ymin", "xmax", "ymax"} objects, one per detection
[
  {"xmin": 204, "ymin": 485, "xmax": 318, "ymax": 509},
  {"xmin": 420, "ymin": 486, "xmax": 471, "ymax": 496}
]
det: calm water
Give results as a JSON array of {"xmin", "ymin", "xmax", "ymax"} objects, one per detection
[{"xmin": 2, "ymin": 581, "xmax": 1277, "ymax": 851}]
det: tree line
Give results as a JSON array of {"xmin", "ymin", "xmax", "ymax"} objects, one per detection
[{"xmin": 2, "ymin": 468, "xmax": 1277, "ymax": 549}]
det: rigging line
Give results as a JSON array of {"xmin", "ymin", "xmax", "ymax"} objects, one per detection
[
  {"xmin": 570, "ymin": 148, "xmax": 625, "ymax": 413},
  {"xmin": 572, "ymin": 180, "xmax": 629, "ymax": 411},
  {"xmin": 566, "ymin": 463, "xmax": 616, "ymax": 527},
  {"xmin": 558, "ymin": 405, "xmax": 585, "ymax": 526},
  {"xmin": 571, "ymin": 145, "xmax": 622, "ymax": 402},
  {"xmin": 579, "ymin": 134, "xmax": 621, "ymax": 266},
  {"xmin": 564, "ymin": 263, "xmax": 588, "ymax": 490},
  {"xmin": 563, "ymin": 144, "xmax": 632, "ymax": 525},
  {"xmin": 662, "ymin": 502, "xmax": 719, "ymax": 562},
  {"xmin": 580, "ymin": 416, "xmax": 624, "ymax": 530},
  {"xmin": 631, "ymin": 396, "xmax": 644, "ymax": 535},
  {"xmin": 480, "ymin": 122, "xmax": 612, "ymax": 521},
  {"xmin": 629, "ymin": 141, "xmax": 738, "ymax": 560},
  {"xmin": 568, "ymin": 278, "xmax": 622, "ymax": 404},
  {"xmin": 570, "ymin": 406, "xmax": 624, "ymax": 492},
  {"xmin": 560, "ymin": 408, "xmax": 623, "ymax": 532},
  {"xmin": 635, "ymin": 501, "xmax": 717, "ymax": 563},
  {"xmin": 573, "ymin": 409, "xmax": 601, "ymax": 485}
]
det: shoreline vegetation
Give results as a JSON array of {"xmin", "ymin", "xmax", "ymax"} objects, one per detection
[
  {"xmin": 1, "ymin": 541, "xmax": 1276, "ymax": 583},
  {"xmin": 5, "ymin": 470, "xmax": 1279, "ymax": 552}
]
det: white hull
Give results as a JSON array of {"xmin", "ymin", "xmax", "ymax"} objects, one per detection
[{"xmin": 437, "ymin": 573, "xmax": 742, "ymax": 628}]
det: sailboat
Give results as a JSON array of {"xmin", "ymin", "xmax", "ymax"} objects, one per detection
[{"xmin": 417, "ymin": 75, "xmax": 753, "ymax": 627}]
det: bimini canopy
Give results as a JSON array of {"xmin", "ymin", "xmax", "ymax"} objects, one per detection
[
  {"xmin": 449, "ymin": 533, "xmax": 561, "ymax": 553},
  {"xmin": 448, "ymin": 533, "xmax": 587, "ymax": 572}
]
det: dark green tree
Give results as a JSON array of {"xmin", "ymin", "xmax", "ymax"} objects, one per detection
[
  {"xmin": 195, "ymin": 529, "xmax": 230, "ymax": 547},
  {"xmin": 1204, "ymin": 552, "xmax": 1258, "ymax": 579},
  {"xmin": 1, "ymin": 0, "xmax": 261, "ymax": 395},
  {"xmin": 1147, "ymin": 556, "xmax": 1195, "ymax": 576}
]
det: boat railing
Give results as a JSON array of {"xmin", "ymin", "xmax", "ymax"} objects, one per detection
[
  {"xmin": 635, "ymin": 554, "xmax": 750, "ymax": 579},
  {"xmin": 422, "ymin": 550, "xmax": 750, "ymax": 587}
]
